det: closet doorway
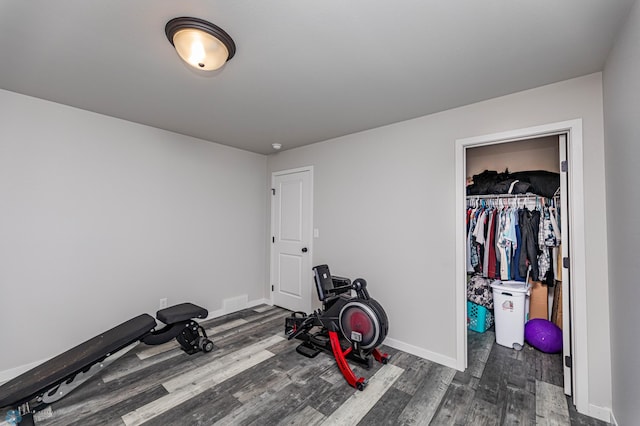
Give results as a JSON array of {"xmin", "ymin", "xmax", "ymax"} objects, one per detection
[{"xmin": 455, "ymin": 120, "xmax": 589, "ymax": 414}]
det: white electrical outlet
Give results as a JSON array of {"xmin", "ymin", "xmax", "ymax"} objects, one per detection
[{"xmin": 159, "ymin": 298, "xmax": 168, "ymax": 309}]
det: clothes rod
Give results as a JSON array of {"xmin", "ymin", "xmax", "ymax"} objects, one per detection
[{"xmin": 466, "ymin": 192, "xmax": 558, "ymax": 200}]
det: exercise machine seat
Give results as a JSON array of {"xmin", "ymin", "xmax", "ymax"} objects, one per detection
[{"xmin": 313, "ymin": 264, "xmax": 352, "ymax": 309}]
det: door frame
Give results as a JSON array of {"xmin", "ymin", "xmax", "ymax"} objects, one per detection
[
  {"xmin": 558, "ymin": 133, "xmax": 572, "ymax": 396},
  {"xmin": 454, "ymin": 119, "xmax": 588, "ymax": 413},
  {"xmin": 269, "ymin": 166, "xmax": 314, "ymax": 312}
]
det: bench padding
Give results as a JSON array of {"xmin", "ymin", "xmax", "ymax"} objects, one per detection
[
  {"xmin": 0, "ymin": 314, "xmax": 156, "ymax": 408},
  {"xmin": 156, "ymin": 302, "xmax": 208, "ymax": 324}
]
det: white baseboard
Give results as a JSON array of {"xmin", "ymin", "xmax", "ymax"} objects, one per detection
[
  {"xmin": 223, "ymin": 294, "xmax": 249, "ymax": 313},
  {"xmin": 588, "ymin": 403, "xmax": 612, "ymax": 423},
  {"xmin": 247, "ymin": 298, "xmax": 272, "ymax": 309},
  {"xmin": 384, "ymin": 337, "xmax": 458, "ymax": 370},
  {"xmin": 204, "ymin": 297, "xmax": 272, "ymax": 321},
  {"xmin": 610, "ymin": 409, "xmax": 618, "ymax": 426}
]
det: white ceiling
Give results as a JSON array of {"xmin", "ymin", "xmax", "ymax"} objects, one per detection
[{"xmin": 0, "ymin": 1, "xmax": 634, "ymax": 154}]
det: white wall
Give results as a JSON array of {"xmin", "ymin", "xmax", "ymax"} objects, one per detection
[
  {"xmin": 603, "ymin": 0, "xmax": 640, "ymax": 424},
  {"xmin": 268, "ymin": 73, "xmax": 612, "ymax": 413},
  {"xmin": 0, "ymin": 89, "xmax": 268, "ymax": 375}
]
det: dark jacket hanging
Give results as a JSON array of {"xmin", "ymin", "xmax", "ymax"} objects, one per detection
[{"xmin": 518, "ymin": 207, "xmax": 541, "ymax": 281}]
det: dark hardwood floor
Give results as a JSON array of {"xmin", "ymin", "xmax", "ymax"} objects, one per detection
[{"xmin": 2, "ymin": 305, "xmax": 610, "ymax": 425}]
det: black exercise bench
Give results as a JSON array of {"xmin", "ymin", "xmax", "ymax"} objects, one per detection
[{"xmin": 0, "ymin": 302, "xmax": 212, "ymax": 425}]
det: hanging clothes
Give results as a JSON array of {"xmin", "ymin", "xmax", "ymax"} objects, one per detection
[
  {"xmin": 511, "ymin": 212, "xmax": 523, "ymax": 281},
  {"xmin": 496, "ymin": 207, "xmax": 517, "ymax": 280},
  {"xmin": 466, "ymin": 195, "xmax": 561, "ymax": 284},
  {"xmin": 470, "ymin": 209, "xmax": 481, "ymax": 272},
  {"xmin": 538, "ymin": 205, "xmax": 561, "ymax": 285},
  {"xmin": 466, "ymin": 207, "xmax": 477, "ymax": 273},
  {"xmin": 518, "ymin": 206, "xmax": 541, "ymax": 282},
  {"xmin": 538, "ymin": 206, "xmax": 552, "ymax": 281},
  {"xmin": 482, "ymin": 209, "xmax": 495, "ymax": 276},
  {"xmin": 487, "ymin": 209, "xmax": 498, "ymax": 279}
]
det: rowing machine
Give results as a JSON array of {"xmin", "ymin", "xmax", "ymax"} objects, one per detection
[{"xmin": 285, "ymin": 264, "xmax": 389, "ymax": 390}]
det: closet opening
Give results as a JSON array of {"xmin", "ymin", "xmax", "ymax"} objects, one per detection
[{"xmin": 455, "ymin": 120, "xmax": 589, "ymax": 415}]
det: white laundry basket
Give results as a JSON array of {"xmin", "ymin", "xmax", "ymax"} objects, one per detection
[{"xmin": 490, "ymin": 280, "xmax": 530, "ymax": 350}]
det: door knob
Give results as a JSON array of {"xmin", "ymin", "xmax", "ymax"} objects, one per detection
[{"xmin": 301, "ymin": 247, "xmax": 308, "ymax": 253}]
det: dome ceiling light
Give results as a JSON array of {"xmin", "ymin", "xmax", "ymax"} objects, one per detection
[{"xmin": 165, "ymin": 17, "xmax": 236, "ymax": 71}]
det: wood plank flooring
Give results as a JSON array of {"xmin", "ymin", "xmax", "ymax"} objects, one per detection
[{"xmin": 1, "ymin": 305, "xmax": 610, "ymax": 425}]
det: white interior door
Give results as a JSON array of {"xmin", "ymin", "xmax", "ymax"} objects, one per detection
[
  {"xmin": 271, "ymin": 167, "xmax": 313, "ymax": 313},
  {"xmin": 559, "ymin": 134, "xmax": 573, "ymax": 396}
]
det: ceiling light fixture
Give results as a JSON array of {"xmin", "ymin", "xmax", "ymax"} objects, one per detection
[
  {"xmin": 165, "ymin": 17, "xmax": 236, "ymax": 71},
  {"xmin": 272, "ymin": 143, "xmax": 282, "ymax": 150}
]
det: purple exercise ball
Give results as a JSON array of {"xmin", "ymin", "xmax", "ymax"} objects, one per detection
[{"xmin": 525, "ymin": 319, "xmax": 563, "ymax": 353}]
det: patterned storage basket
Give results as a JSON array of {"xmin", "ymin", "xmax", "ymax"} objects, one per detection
[
  {"xmin": 467, "ymin": 275, "xmax": 494, "ymax": 309},
  {"xmin": 467, "ymin": 301, "xmax": 494, "ymax": 333}
]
